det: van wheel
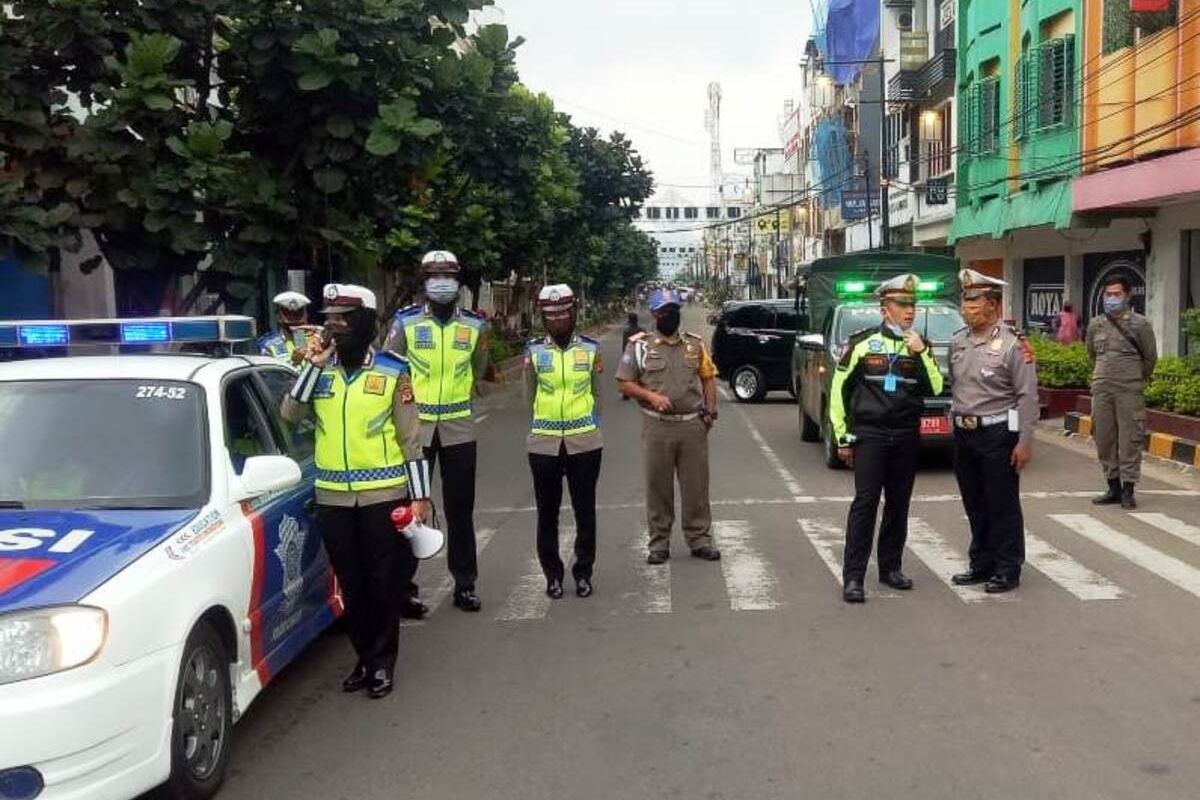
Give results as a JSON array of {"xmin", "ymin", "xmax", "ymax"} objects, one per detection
[
  {"xmin": 799, "ymin": 403, "xmax": 820, "ymax": 442},
  {"xmin": 730, "ymin": 365, "xmax": 766, "ymax": 402},
  {"xmin": 822, "ymin": 414, "xmax": 846, "ymax": 470},
  {"xmin": 165, "ymin": 622, "xmax": 233, "ymax": 800}
]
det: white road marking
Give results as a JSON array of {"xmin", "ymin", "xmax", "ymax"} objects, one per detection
[
  {"xmin": 1052, "ymin": 514, "xmax": 1200, "ymax": 600},
  {"xmin": 402, "ymin": 527, "xmax": 496, "ymax": 627},
  {"xmin": 905, "ymin": 518, "xmax": 1017, "ymax": 603},
  {"xmin": 621, "ymin": 530, "xmax": 672, "ymax": 614},
  {"xmin": 713, "ymin": 520, "xmax": 782, "ymax": 611},
  {"xmin": 495, "ymin": 527, "xmax": 575, "ymax": 622},
  {"xmin": 730, "ymin": 405, "xmax": 805, "ymax": 499},
  {"xmin": 797, "ymin": 518, "xmax": 901, "ymax": 598},
  {"xmin": 1024, "ymin": 529, "xmax": 1126, "ymax": 601},
  {"xmin": 474, "ymin": 490, "xmax": 1200, "ymax": 516},
  {"xmin": 1130, "ymin": 513, "xmax": 1200, "ymax": 549}
]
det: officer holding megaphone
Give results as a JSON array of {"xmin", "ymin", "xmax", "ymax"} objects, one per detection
[{"xmin": 282, "ymin": 283, "xmax": 433, "ymax": 699}]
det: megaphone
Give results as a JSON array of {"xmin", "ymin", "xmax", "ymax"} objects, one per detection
[{"xmin": 390, "ymin": 505, "xmax": 445, "ymax": 560}]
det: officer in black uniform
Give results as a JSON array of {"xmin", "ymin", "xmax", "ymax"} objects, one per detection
[{"xmin": 828, "ymin": 274, "xmax": 944, "ymax": 603}]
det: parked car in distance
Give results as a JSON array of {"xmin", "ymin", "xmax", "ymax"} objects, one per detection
[{"xmin": 710, "ymin": 299, "xmax": 807, "ymax": 402}]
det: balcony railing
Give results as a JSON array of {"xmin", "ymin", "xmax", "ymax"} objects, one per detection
[
  {"xmin": 914, "ymin": 48, "xmax": 956, "ymax": 102},
  {"xmin": 887, "ymin": 70, "xmax": 920, "ymax": 104}
]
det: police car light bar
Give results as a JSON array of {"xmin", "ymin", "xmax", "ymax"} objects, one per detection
[
  {"xmin": 0, "ymin": 316, "xmax": 256, "ymax": 348},
  {"xmin": 836, "ymin": 280, "xmax": 870, "ymax": 296},
  {"xmin": 917, "ymin": 280, "xmax": 943, "ymax": 293}
]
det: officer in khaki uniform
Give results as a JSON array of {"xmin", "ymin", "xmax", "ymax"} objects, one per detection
[
  {"xmin": 616, "ymin": 288, "xmax": 721, "ymax": 564},
  {"xmin": 1085, "ymin": 271, "xmax": 1157, "ymax": 509},
  {"xmin": 949, "ymin": 270, "xmax": 1040, "ymax": 594}
]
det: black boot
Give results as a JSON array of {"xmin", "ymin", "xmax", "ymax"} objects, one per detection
[
  {"xmin": 1092, "ymin": 479, "xmax": 1121, "ymax": 505},
  {"xmin": 1121, "ymin": 482, "xmax": 1137, "ymax": 510}
]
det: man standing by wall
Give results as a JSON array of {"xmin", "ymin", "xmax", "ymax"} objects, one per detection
[{"xmin": 1087, "ymin": 273, "xmax": 1158, "ymax": 510}]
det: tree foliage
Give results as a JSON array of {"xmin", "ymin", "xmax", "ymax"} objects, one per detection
[{"xmin": 0, "ymin": 0, "xmax": 657, "ymax": 314}]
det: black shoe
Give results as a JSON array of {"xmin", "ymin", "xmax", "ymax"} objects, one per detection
[
  {"xmin": 342, "ymin": 664, "xmax": 369, "ymax": 693},
  {"xmin": 951, "ymin": 569, "xmax": 991, "ymax": 586},
  {"xmin": 1092, "ymin": 479, "xmax": 1122, "ymax": 505},
  {"xmin": 453, "ymin": 587, "xmax": 482, "ymax": 612},
  {"xmin": 646, "ymin": 551, "xmax": 669, "ymax": 565},
  {"xmin": 984, "ymin": 574, "xmax": 1020, "ymax": 594},
  {"xmin": 399, "ymin": 598, "xmax": 428, "ymax": 620},
  {"xmin": 690, "ymin": 545, "xmax": 721, "ymax": 561},
  {"xmin": 843, "ymin": 579, "xmax": 865, "ymax": 603},
  {"xmin": 880, "ymin": 570, "xmax": 914, "ymax": 590},
  {"xmin": 367, "ymin": 669, "xmax": 393, "ymax": 699},
  {"xmin": 575, "ymin": 577, "xmax": 593, "ymax": 598},
  {"xmin": 546, "ymin": 579, "xmax": 564, "ymax": 599},
  {"xmin": 1121, "ymin": 482, "xmax": 1137, "ymax": 510}
]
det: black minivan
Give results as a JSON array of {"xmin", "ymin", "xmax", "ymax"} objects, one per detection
[{"xmin": 710, "ymin": 299, "xmax": 806, "ymax": 402}]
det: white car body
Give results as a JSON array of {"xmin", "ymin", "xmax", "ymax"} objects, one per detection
[{"xmin": 0, "ymin": 353, "xmax": 340, "ymax": 799}]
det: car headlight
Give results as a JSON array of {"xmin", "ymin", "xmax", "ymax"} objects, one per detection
[{"xmin": 0, "ymin": 606, "xmax": 108, "ymax": 685}]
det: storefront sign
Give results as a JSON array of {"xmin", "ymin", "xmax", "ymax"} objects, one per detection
[
  {"xmin": 841, "ymin": 191, "xmax": 880, "ymax": 220},
  {"xmin": 925, "ymin": 178, "xmax": 949, "ymax": 205},
  {"xmin": 1084, "ymin": 252, "xmax": 1146, "ymax": 320},
  {"xmin": 1022, "ymin": 256, "xmax": 1065, "ymax": 332}
]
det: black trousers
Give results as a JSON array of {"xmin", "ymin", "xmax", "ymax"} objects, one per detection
[
  {"xmin": 843, "ymin": 428, "xmax": 920, "ymax": 582},
  {"xmin": 528, "ymin": 447, "xmax": 603, "ymax": 582},
  {"xmin": 424, "ymin": 433, "xmax": 479, "ymax": 589},
  {"xmin": 953, "ymin": 425, "xmax": 1025, "ymax": 579},
  {"xmin": 317, "ymin": 501, "xmax": 416, "ymax": 673}
]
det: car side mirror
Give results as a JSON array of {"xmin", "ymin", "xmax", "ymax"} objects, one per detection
[
  {"xmin": 237, "ymin": 455, "xmax": 302, "ymax": 500},
  {"xmin": 797, "ymin": 333, "xmax": 825, "ymax": 350}
]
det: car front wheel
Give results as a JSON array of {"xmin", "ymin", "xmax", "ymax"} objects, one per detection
[
  {"xmin": 165, "ymin": 621, "xmax": 233, "ymax": 800},
  {"xmin": 730, "ymin": 365, "xmax": 767, "ymax": 402},
  {"xmin": 822, "ymin": 412, "xmax": 846, "ymax": 470}
]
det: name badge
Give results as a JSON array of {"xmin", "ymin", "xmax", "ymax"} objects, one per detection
[
  {"xmin": 573, "ymin": 350, "xmax": 590, "ymax": 371},
  {"xmin": 883, "ymin": 374, "xmax": 898, "ymax": 393}
]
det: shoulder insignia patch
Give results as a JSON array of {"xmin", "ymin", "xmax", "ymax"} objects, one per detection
[
  {"xmin": 684, "ymin": 331, "xmax": 703, "ymax": 341},
  {"xmin": 398, "ymin": 375, "xmax": 415, "ymax": 404},
  {"xmin": 1019, "ymin": 337, "xmax": 1035, "ymax": 364},
  {"xmin": 364, "ymin": 374, "xmax": 388, "ymax": 396},
  {"xmin": 459, "ymin": 307, "xmax": 483, "ymax": 319},
  {"xmin": 628, "ymin": 331, "xmax": 647, "ymax": 343},
  {"xmin": 395, "ymin": 304, "xmax": 422, "ymax": 320},
  {"xmin": 868, "ymin": 338, "xmax": 884, "ymax": 353},
  {"xmin": 579, "ymin": 333, "xmax": 598, "ymax": 345},
  {"xmin": 374, "ymin": 350, "xmax": 410, "ymax": 374}
]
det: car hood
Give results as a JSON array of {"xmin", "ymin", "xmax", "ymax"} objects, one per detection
[{"xmin": 0, "ymin": 508, "xmax": 199, "ymax": 611}]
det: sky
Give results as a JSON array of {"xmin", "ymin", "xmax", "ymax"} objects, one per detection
[{"xmin": 491, "ymin": 0, "xmax": 813, "ymax": 200}]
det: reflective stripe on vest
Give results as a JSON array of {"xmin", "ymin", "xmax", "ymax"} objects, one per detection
[
  {"xmin": 404, "ymin": 316, "xmax": 479, "ymax": 422},
  {"xmin": 312, "ymin": 357, "xmax": 409, "ymax": 492},
  {"xmin": 529, "ymin": 341, "xmax": 598, "ymax": 437}
]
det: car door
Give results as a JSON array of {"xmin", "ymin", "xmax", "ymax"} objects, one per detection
[
  {"xmin": 224, "ymin": 370, "xmax": 331, "ymax": 686},
  {"xmin": 719, "ymin": 304, "xmax": 770, "ymax": 375},
  {"xmin": 767, "ymin": 304, "xmax": 802, "ymax": 389}
]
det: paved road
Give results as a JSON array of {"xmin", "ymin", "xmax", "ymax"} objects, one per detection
[{"xmin": 217, "ymin": 307, "xmax": 1200, "ymax": 800}]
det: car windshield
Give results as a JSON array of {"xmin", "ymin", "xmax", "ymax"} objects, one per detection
[
  {"xmin": 834, "ymin": 303, "xmax": 963, "ymax": 344},
  {"xmin": 0, "ymin": 379, "xmax": 208, "ymax": 509}
]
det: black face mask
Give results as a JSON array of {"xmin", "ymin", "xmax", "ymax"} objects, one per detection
[
  {"xmin": 655, "ymin": 309, "xmax": 681, "ymax": 336},
  {"xmin": 335, "ymin": 308, "xmax": 377, "ymax": 372}
]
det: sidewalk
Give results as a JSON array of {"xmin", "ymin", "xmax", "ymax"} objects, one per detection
[{"xmin": 1033, "ymin": 419, "xmax": 1200, "ymax": 492}]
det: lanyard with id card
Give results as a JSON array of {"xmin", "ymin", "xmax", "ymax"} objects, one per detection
[{"xmin": 882, "ymin": 341, "xmax": 901, "ymax": 393}]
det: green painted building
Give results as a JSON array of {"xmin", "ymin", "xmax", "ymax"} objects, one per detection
[{"xmin": 951, "ymin": 0, "xmax": 1082, "ymax": 244}]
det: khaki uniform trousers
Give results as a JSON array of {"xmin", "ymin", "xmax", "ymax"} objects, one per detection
[
  {"xmin": 643, "ymin": 415, "xmax": 713, "ymax": 554},
  {"xmin": 1092, "ymin": 382, "xmax": 1147, "ymax": 484}
]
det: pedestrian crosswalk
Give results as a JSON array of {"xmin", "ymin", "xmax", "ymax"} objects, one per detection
[{"xmin": 403, "ymin": 511, "xmax": 1200, "ymax": 624}]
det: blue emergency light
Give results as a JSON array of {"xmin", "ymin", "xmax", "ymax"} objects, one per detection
[{"xmin": 0, "ymin": 316, "xmax": 256, "ymax": 350}]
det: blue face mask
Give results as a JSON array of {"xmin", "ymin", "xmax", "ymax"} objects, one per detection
[{"xmin": 1102, "ymin": 295, "xmax": 1125, "ymax": 315}]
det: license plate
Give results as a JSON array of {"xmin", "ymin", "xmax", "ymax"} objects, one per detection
[{"xmin": 920, "ymin": 416, "xmax": 950, "ymax": 435}]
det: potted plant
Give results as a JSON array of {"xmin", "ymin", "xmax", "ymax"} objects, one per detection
[{"xmin": 1028, "ymin": 335, "xmax": 1092, "ymax": 417}]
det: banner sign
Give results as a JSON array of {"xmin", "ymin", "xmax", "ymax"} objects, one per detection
[{"xmin": 925, "ymin": 178, "xmax": 949, "ymax": 205}]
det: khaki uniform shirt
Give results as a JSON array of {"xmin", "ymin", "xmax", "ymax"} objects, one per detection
[
  {"xmin": 949, "ymin": 323, "xmax": 1040, "ymax": 443},
  {"xmin": 1086, "ymin": 311, "xmax": 1157, "ymax": 388},
  {"xmin": 523, "ymin": 335, "xmax": 605, "ymax": 456},
  {"xmin": 383, "ymin": 305, "xmax": 491, "ymax": 448},
  {"xmin": 615, "ymin": 330, "xmax": 717, "ymax": 415},
  {"xmin": 281, "ymin": 348, "xmax": 423, "ymax": 507}
]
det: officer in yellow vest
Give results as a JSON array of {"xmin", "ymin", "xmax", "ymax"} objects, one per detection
[
  {"xmin": 384, "ymin": 250, "xmax": 489, "ymax": 612},
  {"xmin": 258, "ymin": 291, "xmax": 317, "ymax": 365},
  {"xmin": 283, "ymin": 283, "xmax": 432, "ymax": 699},
  {"xmin": 524, "ymin": 284, "xmax": 604, "ymax": 599}
]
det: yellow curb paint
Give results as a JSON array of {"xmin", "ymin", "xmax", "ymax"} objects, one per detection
[{"xmin": 1148, "ymin": 433, "xmax": 1177, "ymax": 458}]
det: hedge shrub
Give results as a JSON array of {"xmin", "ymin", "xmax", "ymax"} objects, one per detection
[{"xmin": 1028, "ymin": 335, "xmax": 1092, "ymax": 389}]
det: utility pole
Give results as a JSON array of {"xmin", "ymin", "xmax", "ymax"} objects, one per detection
[
  {"xmin": 863, "ymin": 152, "xmax": 874, "ymax": 251},
  {"xmin": 878, "ymin": 52, "xmax": 891, "ymax": 250}
]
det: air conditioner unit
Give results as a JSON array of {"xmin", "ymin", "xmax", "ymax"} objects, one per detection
[{"xmin": 897, "ymin": 10, "xmax": 913, "ymax": 30}]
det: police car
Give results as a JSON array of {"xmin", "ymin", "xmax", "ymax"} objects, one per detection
[{"xmin": 0, "ymin": 317, "xmax": 339, "ymax": 800}]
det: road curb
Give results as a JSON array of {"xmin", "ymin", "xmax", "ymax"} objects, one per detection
[
  {"xmin": 1062, "ymin": 411, "xmax": 1200, "ymax": 470},
  {"xmin": 1034, "ymin": 417, "xmax": 1200, "ymax": 491}
]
